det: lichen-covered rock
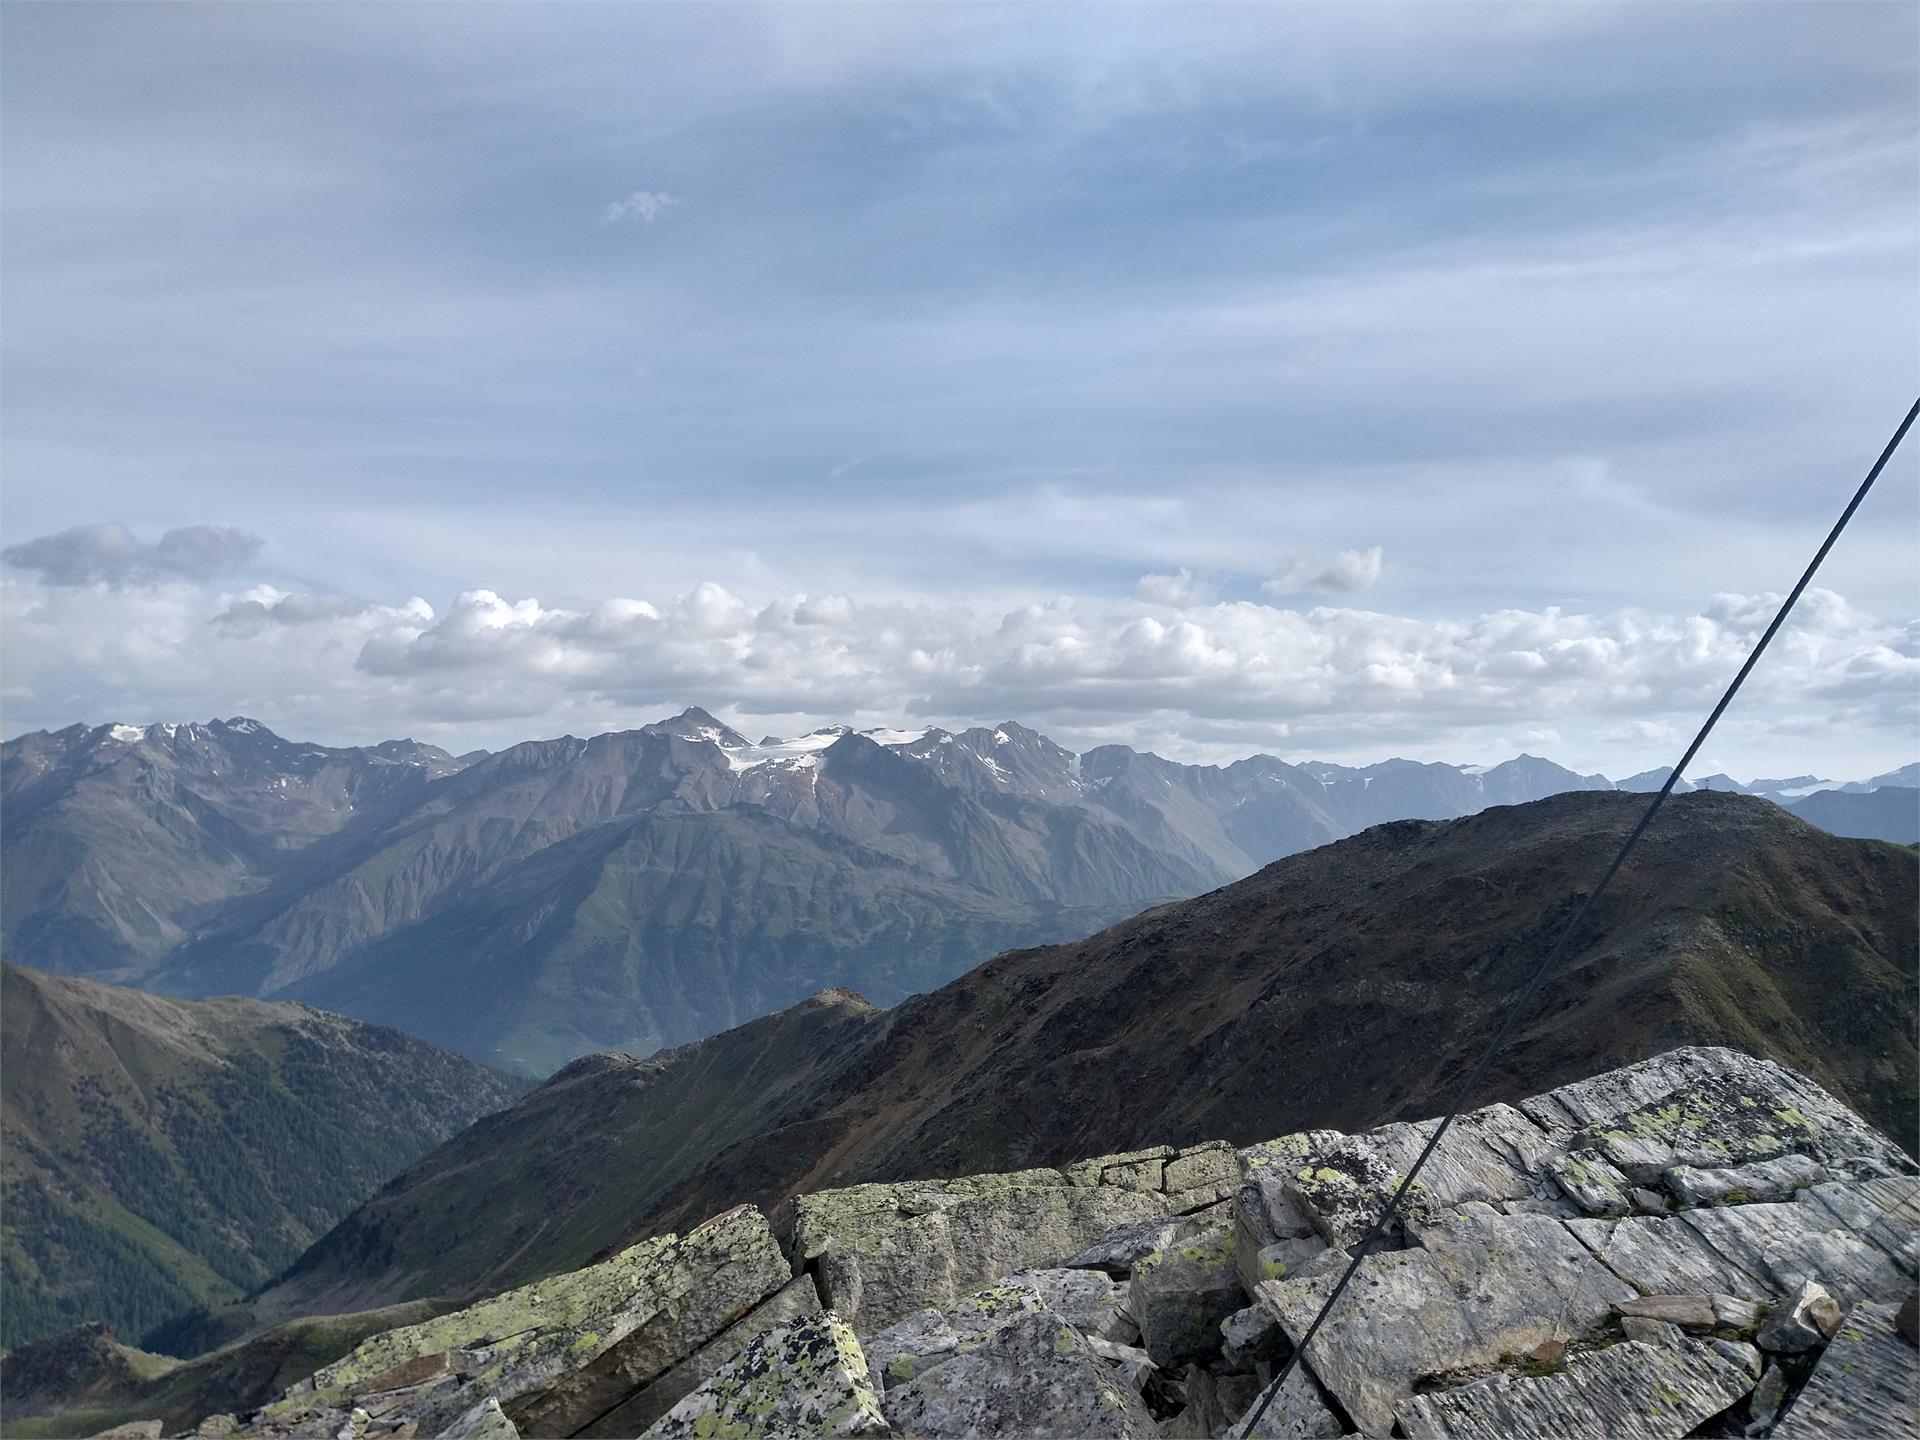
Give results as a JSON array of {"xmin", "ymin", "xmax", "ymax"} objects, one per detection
[
  {"xmin": 1745, "ymin": 1362, "xmax": 1790, "ymax": 1435},
  {"xmin": 1525, "ymin": 1048, "xmax": 1915, "ymax": 1185},
  {"xmin": 1548, "ymin": 1149, "xmax": 1638, "ymax": 1217},
  {"xmin": 1086, "ymin": 1337, "xmax": 1157, "ymax": 1394},
  {"xmin": 1396, "ymin": 1320, "xmax": 1760, "ymax": 1439},
  {"xmin": 1755, "ymin": 1279, "xmax": 1843, "ymax": 1354},
  {"xmin": 1770, "ymin": 1300, "xmax": 1918, "ymax": 1439},
  {"xmin": 1259, "ymin": 1204, "xmax": 1634, "ymax": 1434},
  {"xmin": 1219, "ymin": 1303, "xmax": 1285, "ymax": 1374},
  {"xmin": 1571, "ymin": 1185, "xmax": 1910, "ymax": 1311},
  {"xmin": 861, "ymin": 1309, "xmax": 963, "ymax": 1392},
  {"xmin": 794, "ymin": 1162, "xmax": 1184, "ymax": 1334},
  {"xmin": 1220, "ymin": 1371, "xmax": 1342, "ymax": 1439},
  {"xmin": 998, "ymin": 1268, "xmax": 1134, "ymax": 1343},
  {"xmin": 1128, "ymin": 1227, "xmax": 1245, "ymax": 1369},
  {"xmin": 272, "ymin": 1206, "xmax": 789, "ymax": 1438},
  {"xmin": 1231, "ymin": 1169, "xmax": 1327, "ymax": 1294},
  {"xmin": 1062, "ymin": 1215, "xmax": 1210, "ymax": 1277},
  {"xmin": 578, "ymin": 1276, "xmax": 822, "ymax": 1437},
  {"xmin": 639, "ymin": 1313, "xmax": 889, "ymax": 1439},
  {"xmin": 858, "ymin": 1267, "xmax": 1131, "ymax": 1393},
  {"xmin": 432, "ymin": 1397, "xmax": 518, "ymax": 1440},
  {"xmin": 882, "ymin": 1310, "xmax": 1157, "ymax": 1438},
  {"xmin": 1663, "ymin": 1153, "xmax": 1825, "ymax": 1208}
]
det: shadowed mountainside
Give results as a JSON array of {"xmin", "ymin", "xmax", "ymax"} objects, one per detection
[{"xmin": 249, "ymin": 790, "xmax": 1916, "ymax": 1325}]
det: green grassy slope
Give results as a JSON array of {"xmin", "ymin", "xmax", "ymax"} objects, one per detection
[{"xmin": 0, "ymin": 965, "xmax": 527, "ymax": 1350}]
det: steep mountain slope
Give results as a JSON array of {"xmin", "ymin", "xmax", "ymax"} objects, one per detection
[
  {"xmin": 0, "ymin": 965, "xmax": 526, "ymax": 1349},
  {"xmin": 253, "ymin": 791, "xmax": 1916, "ymax": 1319},
  {"xmin": 1, "ymin": 720, "xmax": 474, "ymax": 979},
  {"xmin": 6, "ymin": 710, "xmax": 1908, "ymax": 1075},
  {"xmin": 1786, "ymin": 786, "xmax": 1919, "ymax": 845},
  {"xmin": 278, "ymin": 808, "xmax": 1126, "ymax": 1074}
]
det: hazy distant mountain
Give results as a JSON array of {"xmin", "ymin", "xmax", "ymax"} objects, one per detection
[
  {"xmin": 0, "ymin": 963, "xmax": 524, "ymax": 1350},
  {"xmin": 1786, "ymin": 787, "xmax": 1920, "ymax": 845},
  {"xmin": 248, "ymin": 791, "xmax": 1917, "ymax": 1320},
  {"xmin": 3, "ymin": 710, "xmax": 1910, "ymax": 1074}
]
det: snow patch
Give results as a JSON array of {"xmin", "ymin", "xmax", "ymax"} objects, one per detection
[{"xmin": 861, "ymin": 727, "xmax": 930, "ymax": 747}]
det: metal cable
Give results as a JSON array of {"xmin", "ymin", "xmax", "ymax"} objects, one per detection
[{"xmin": 1237, "ymin": 393, "xmax": 1920, "ymax": 1437}]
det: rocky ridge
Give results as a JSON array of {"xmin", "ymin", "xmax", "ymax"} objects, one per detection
[
  {"xmin": 38, "ymin": 1046, "xmax": 1915, "ymax": 1439},
  {"xmin": 10, "ymin": 710, "xmax": 1910, "ymax": 1076}
]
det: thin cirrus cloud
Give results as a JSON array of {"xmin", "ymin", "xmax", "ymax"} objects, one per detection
[{"xmin": 602, "ymin": 190, "xmax": 679, "ymax": 225}]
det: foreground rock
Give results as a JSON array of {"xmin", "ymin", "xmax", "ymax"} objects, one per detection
[
  {"xmin": 792, "ymin": 1140, "xmax": 1236, "ymax": 1333},
  {"xmin": 62, "ymin": 1047, "xmax": 1917, "ymax": 1440},
  {"xmin": 882, "ymin": 1309, "xmax": 1157, "ymax": 1438},
  {"xmin": 1397, "ymin": 1321, "xmax": 1760, "ymax": 1439},
  {"xmin": 640, "ymin": 1314, "xmax": 888, "ymax": 1439},
  {"xmin": 249, "ymin": 1207, "xmax": 790, "ymax": 1439}
]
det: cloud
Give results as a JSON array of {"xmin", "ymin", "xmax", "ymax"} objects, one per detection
[
  {"xmin": 6, "ymin": 559, "xmax": 1912, "ymax": 779},
  {"xmin": 1135, "ymin": 568, "xmax": 1216, "ymax": 607},
  {"xmin": 602, "ymin": 189, "xmax": 679, "ymax": 225},
  {"xmin": 214, "ymin": 585, "xmax": 428, "ymax": 636},
  {"xmin": 2, "ymin": 523, "xmax": 263, "ymax": 587},
  {"xmin": 1264, "ymin": 547, "xmax": 1386, "ymax": 596}
]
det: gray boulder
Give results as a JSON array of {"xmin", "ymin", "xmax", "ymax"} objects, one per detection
[
  {"xmin": 432, "ymin": 1398, "xmax": 518, "ymax": 1440},
  {"xmin": 1221, "ymin": 1371, "xmax": 1343, "ymax": 1439},
  {"xmin": 1755, "ymin": 1278, "xmax": 1843, "ymax": 1354},
  {"xmin": 793, "ymin": 1156, "xmax": 1201, "ymax": 1334},
  {"xmin": 1259, "ymin": 1203, "xmax": 1634, "ymax": 1434},
  {"xmin": 1129, "ymin": 1227, "xmax": 1246, "ymax": 1369},
  {"xmin": 1663, "ymin": 1154, "xmax": 1825, "ymax": 1208},
  {"xmin": 882, "ymin": 1309, "xmax": 1158, "ymax": 1438},
  {"xmin": 1397, "ymin": 1319, "xmax": 1760, "ymax": 1439},
  {"xmin": 267, "ymin": 1206, "xmax": 789, "ymax": 1439},
  {"xmin": 640, "ymin": 1313, "xmax": 889, "ymax": 1439},
  {"xmin": 1771, "ymin": 1300, "xmax": 1918, "ymax": 1438}
]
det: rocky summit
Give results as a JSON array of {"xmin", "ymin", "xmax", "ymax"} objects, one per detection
[{"xmin": 36, "ymin": 1046, "xmax": 1916, "ymax": 1440}]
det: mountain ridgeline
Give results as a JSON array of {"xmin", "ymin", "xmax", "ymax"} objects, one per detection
[
  {"xmin": 0, "ymin": 964, "xmax": 527, "ymax": 1351},
  {"xmin": 246, "ymin": 790, "xmax": 1916, "ymax": 1325},
  {"xmin": 8, "ymin": 712, "xmax": 1911, "ymax": 1078}
]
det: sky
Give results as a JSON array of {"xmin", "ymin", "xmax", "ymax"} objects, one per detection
[{"xmin": 3, "ymin": 2, "xmax": 1916, "ymax": 780}]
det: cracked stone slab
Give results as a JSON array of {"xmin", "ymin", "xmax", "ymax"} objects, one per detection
[
  {"xmin": 1061, "ymin": 1215, "xmax": 1213, "ymax": 1278},
  {"xmin": 577, "ymin": 1275, "xmax": 822, "ymax": 1437},
  {"xmin": 1770, "ymin": 1299, "xmax": 1919, "ymax": 1439},
  {"xmin": 795, "ymin": 1163, "xmax": 1182, "ymax": 1333},
  {"xmin": 1268, "ymin": 1105, "xmax": 1556, "ymax": 1250},
  {"xmin": 881, "ymin": 1309, "xmax": 1158, "ymax": 1438},
  {"xmin": 1663, "ymin": 1154, "xmax": 1825, "ymax": 1208},
  {"xmin": 1220, "ymin": 1371, "xmax": 1343, "ymax": 1439},
  {"xmin": 1569, "ymin": 1185, "xmax": 1911, "ymax": 1311},
  {"xmin": 1793, "ymin": 1176, "xmax": 1920, "ymax": 1273},
  {"xmin": 269, "ymin": 1206, "xmax": 789, "ymax": 1439},
  {"xmin": 639, "ymin": 1312, "xmax": 889, "ymax": 1439},
  {"xmin": 859, "ymin": 1267, "xmax": 1131, "ymax": 1392},
  {"xmin": 1397, "ymin": 1321, "xmax": 1760, "ymax": 1440},
  {"xmin": 1528, "ymin": 1048, "xmax": 1916, "ymax": 1187},
  {"xmin": 1257, "ymin": 1204, "xmax": 1634, "ymax": 1434}
]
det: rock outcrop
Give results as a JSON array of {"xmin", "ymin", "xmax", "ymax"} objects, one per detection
[{"xmin": 65, "ymin": 1047, "xmax": 1917, "ymax": 1439}]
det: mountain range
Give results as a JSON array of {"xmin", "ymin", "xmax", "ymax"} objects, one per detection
[
  {"xmin": 4, "ymin": 711, "xmax": 1912, "ymax": 1074},
  {"xmin": 0, "ymin": 963, "xmax": 526, "ymax": 1351},
  {"xmin": 229, "ymin": 789, "xmax": 1915, "ymax": 1332}
]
